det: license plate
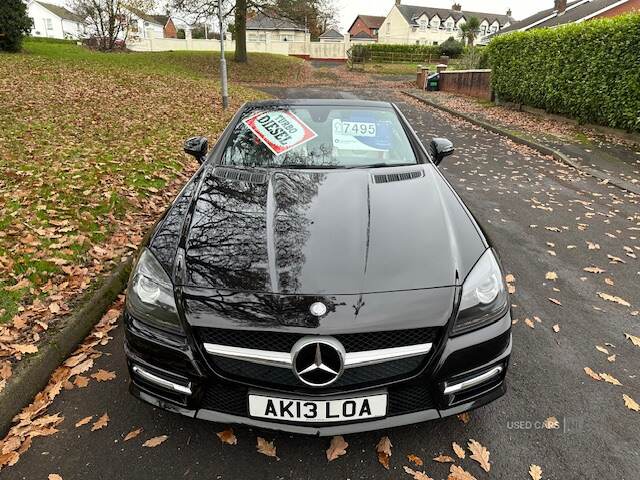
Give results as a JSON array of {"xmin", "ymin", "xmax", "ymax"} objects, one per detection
[{"xmin": 248, "ymin": 393, "xmax": 387, "ymax": 423}]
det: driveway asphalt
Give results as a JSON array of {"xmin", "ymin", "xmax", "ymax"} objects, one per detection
[{"xmin": 5, "ymin": 86, "xmax": 640, "ymax": 480}]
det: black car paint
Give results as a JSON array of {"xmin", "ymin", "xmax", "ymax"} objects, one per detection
[{"xmin": 126, "ymin": 99, "xmax": 511, "ymax": 435}]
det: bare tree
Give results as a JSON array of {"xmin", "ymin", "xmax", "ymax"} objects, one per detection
[{"xmin": 70, "ymin": 0, "xmax": 155, "ymax": 51}]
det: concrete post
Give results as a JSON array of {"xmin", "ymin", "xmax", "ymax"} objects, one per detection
[{"xmin": 185, "ymin": 28, "xmax": 192, "ymax": 51}]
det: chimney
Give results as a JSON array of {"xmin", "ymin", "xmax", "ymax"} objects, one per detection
[
  {"xmin": 396, "ymin": 0, "xmax": 401, "ymax": 5},
  {"xmin": 554, "ymin": 0, "xmax": 567, "ymax": 13},
  {"xmin": 452, "ymin": 3, "xmax": 462, "ymax": 11},
  {"xmin": 506, "ymin": 8, "xmax": 512, "ymax": 17}
]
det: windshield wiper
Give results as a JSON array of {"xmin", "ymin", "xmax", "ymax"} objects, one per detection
[
  {"xmin": 344, "ymin": 163, "xmax": 417, "ymax": 169},
  {"xmin": 277, "ymin": 164, "xmax": 342, "ymax": 170}
]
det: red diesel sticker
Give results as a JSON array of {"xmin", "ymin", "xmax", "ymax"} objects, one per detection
[{"xmin": 243, "ymin": 110, "xmax": 318, "ymax": 156}]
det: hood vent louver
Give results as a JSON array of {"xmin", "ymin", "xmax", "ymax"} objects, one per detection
[
  {"xmin": 214, "ymin": 167, "xmax": 268, "ymax": 184},
  {"xmin": 373, "ymin": 170, "xmax": 424, "ymax": 184}
]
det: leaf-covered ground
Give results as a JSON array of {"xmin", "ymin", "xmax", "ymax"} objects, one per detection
[{"xmin": 0, "ymin": 40, "xmax": 281, "ymax": 361}]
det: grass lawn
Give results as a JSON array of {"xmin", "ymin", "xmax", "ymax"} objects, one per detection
[
  {"xmin": 0, "ymin": 39, "xmax": 302, "ymax": 325},
  {"xmin": 362, "ymin": 63, "xmax": 438, "ymax": 76}
]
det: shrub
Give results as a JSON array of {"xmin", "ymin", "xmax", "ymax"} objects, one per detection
[
  {"xmin": 0, "ymin": 0, "xmax": 33, "ymax": 52},
  {"xmin": 439, "ymin": 37, "xmax": 464, "ymax": 58},
  {"xmin": 350, "ymin": 43, "xmax": 441, "ymax": 63},
  {"xmin": 486, "ymin": 14, "xmax": 640, "ymax": 132}
]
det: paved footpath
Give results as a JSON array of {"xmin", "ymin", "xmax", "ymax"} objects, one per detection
[{"xmin": 5, "ymin": 86, "xmax": 640, "ymax": 480}]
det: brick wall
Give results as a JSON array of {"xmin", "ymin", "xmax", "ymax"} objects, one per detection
[
  {"xmin": 349, "ymin": 18, "xmax": 375, "ymax": 38},
  {"xmin": 164, "ymin": 18, "xmax": 177, "ymax": 39},
  {"xmin": 594, "ymin": 0, "xmax": 640, "ymax": 18}
]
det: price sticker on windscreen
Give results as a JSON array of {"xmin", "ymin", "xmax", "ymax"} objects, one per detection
[
  {"xmin": 332, "ymin": 119, "xmax": 391, "ymax": 151},
  {"xmin": 244, "ymin": 110, "xmax": 318, "ymax": 156}
]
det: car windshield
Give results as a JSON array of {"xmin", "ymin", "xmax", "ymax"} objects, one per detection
[{"xmin": 221, "ymin": 105, "xmax": 418, "ymax": 169}]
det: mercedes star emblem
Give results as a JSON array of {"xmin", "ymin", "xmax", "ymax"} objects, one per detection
[
  {"xmin": 309, "ymin": 302, "xmax": 327, "ymax": 317},
  {"xmin": 291, "ymin": 337, "xmax": 345, "ymax": 387}
]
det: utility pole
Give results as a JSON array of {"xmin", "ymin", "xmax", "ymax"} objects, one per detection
[{"xmin": 218, "ymin": 0, "xmax": 229, "ymax": 110}]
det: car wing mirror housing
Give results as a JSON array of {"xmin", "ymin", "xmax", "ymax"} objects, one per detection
[
  {"xmin": 184, "ymin": 136, "xmax": 209, "ymax": 164},
  {"xmin": 431, "ymin": 138, "xmax": 454, "ymax": 165}
]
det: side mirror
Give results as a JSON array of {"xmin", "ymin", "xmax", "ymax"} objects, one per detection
[
  {"xmin": 184, "ymin": 136, "xmax": 208, "ymax": 164},
  {"xmin": 431, "ymin": 138, "xmax": 454, "ymax": 165}
]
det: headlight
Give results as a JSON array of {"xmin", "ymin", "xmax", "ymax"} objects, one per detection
[
  {"xmin": 452, "ymin": 249, "xmax": 509, "ymax": 336},
  {"xmin": 126, "ymin": 248, "xmax": 182, "ymax": 333}
]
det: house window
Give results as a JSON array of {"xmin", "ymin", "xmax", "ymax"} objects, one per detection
[
  {"xmin": 372, "ymin": 28, "xmax": 378, "ymax": 35},
  {"xmin": 433, "ymin": 41, "xmax": 438, "ymax": 45},
  {"xmin": 419, "ymin": 19, "xmax": 427, "ymax": 32},
  {"xmin": 386, "ymin": 22, "xmax": 390, "ymax": 33},
  {"xmin": 45, "ymin": 18, "xmax": 53, "ymax": 30},
  {"xmin": 280, "ymin": 35, "xmax": 289, "ymax": 41},
  {"xmin": 445, "ymin": 20, "xmax": 454, "ymax": 32},
  {"xmin": 430, "ymin": 18, "xmax": 440, "ymax": 30}
]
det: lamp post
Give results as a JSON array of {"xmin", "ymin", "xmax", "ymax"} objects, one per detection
[{"xmin": 218, "ymin": 0, "xmax": 229, "ymax": 109}]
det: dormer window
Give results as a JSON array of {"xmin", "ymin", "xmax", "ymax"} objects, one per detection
[
  {"xmin": 430, "ymin": 18, "xmax": 440, "ymax": 30},
  {"xmin": 445, "ymin": 20, "xmax": 454, "ymax": 31},
  {"xmin": 419, "ymin": 19, "xmax": 428, "ymax": 32}
]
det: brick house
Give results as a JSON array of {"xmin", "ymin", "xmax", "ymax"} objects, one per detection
[
  {"xmin": 348, "ymin": 15, "xmax": 386, "ymax": 41},
  {"xmin": 498, "ymin": 0, "xmax": 640, "ymax": 34},
  {"xmin": 126, "ymin": 7, "xmax": 177, "ymax": 39}
]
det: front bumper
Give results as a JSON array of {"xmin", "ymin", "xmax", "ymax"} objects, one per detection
[{"xmin": 124, "ymin": 312, "xmax": 511, "ymax": 436}]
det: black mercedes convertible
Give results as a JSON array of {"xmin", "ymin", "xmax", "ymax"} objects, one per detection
[{"xmin": 124, "ymin": 99, "xmax": 512, "ymax": 435}]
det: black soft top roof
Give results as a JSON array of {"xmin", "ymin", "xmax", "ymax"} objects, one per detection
[{"xmin": 244, "ymin": 99, "xmax": 394, "ymax": 110}]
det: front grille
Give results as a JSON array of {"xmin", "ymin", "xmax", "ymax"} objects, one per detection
[
  {"xmin": 388, "ymin": 383, "xmax": 435, "ymax": 415},
  {"xmin": 201, "ymin": 382, "xmax": 247, "ymax": 416},
  {"xmin": 212, "ymin": 355, "xmax": 426, "ymax": 390},
  {"xmin": 199, "ymin": 382, "xmax": 435, "ymax": 418},
  {"xmin": 196, "ymin": 327, "xmax": 439, "ymax": 353}
]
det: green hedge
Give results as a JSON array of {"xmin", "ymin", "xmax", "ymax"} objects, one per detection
[
  {"xmin": 351, "ymin": 43, "xmax": 442, "ymax": 63},
  {"xmin": 486, "ymin": 14, "xmax": 640, "ymax": 132}
]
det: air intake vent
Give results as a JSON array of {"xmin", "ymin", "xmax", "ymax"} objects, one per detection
[
  {"xmin": 373, "ymin": 170, "xmax": 424, "ymax": 184},
  {"xmin": 214, "ymin": 167, "xmax": 267, "ymax": 184}
]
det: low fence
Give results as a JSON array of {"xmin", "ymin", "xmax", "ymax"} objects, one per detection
[
  {"xmin": 128, "ymin": 35, "xmax": 349, "ymax": 60},
  {"xmin": 438, "ymin": 69, "xmax": 492, "ymax": 100}
]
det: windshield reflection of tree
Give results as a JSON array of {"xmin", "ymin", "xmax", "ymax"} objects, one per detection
[
  {"xmin": 223, "ymin": 127, "xmax": 338, "ymax": 168},
  {"xmin": 184, "ymin": 169, "xmax": 344, "ymax": 328}
]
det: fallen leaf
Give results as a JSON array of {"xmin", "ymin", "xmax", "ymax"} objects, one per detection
[
  {"xmin": 11, "ymin": 344, "xmax": 38, "ymax": 354},
  {"xmin": 256, "ymin": 437, "xmax": 278, "ymax": 459},
  {"xmin": 505, "ymin": 274, "xmax": 515, "ymax": 283},
  {"xmin": 548, "ymin": 297, "xmax": 562, "ymax": 306},
  {"xmin": 529, "ymin": 464, "xmax": 543, "ymax": 480},
  {"xmin": 124, "ymin": 428, "xmax": 143, "ymax": 441},
  {"xmin": 552, "ymin": 324, "xmax": 560, "ymax": 333},
  {"xmin": 403, "ymin": 466, "xmax": 434, "ymax": 480},
  {"xmin": 48, "ymin": 475, "xmax": 63, "ymax": 480},
  {"xmin": 407, "ymin": 454, "xmax": 423, "ymax": 466},
  {"xmin": 604, "ymin": 278, "xmax": 614, "ymax": 286},
  {"xmin": 624, "ymin": 333, "xmax": 640, "ymax": 347},
  {"xmin": 433, "ymin": 454, "xmax": 455, "ymax": 463},
  {"xmin": 74, "ymin": 416, "xmax": 93, "ymax": 428},
  {"xmin": 587, "ymin": 241, "xmax": 600, "ymax": 250},
  {"xmin": 90, "ymin": 413, "xmax": 109, "ymax": 431},
  {"xmin": 597, "ymin": 293, "xmax": 631, "ymax": 307},
  {"xmin": 600, "ymin": 373, "xmax": 622, "ymax": 386},
  {"xmin": 49, "ymin": 302, "xmax": 61, "ymax": 314},
  {"xmin": 595, "ymin": 346, "xmax": 609, "ymax": 355},
  {"xmin": 623, "ymin": 394, "xmax": 640, "ymax": 412},
  {"xmin": 545, "ymin": 272, "xmax": 558, "ymax": 281},
  {"xmin": 376, "ymin": 436, "xmax": 392, "ymax": 469},
  {"xmin": 326, "ymin": 435, "xmax": 348, "ymax": 461},
  {"xmin": 608, "ymin": 354, "xmax": 616, "ymax": 362},
  {"xmin": 525, "ymin": 318, "xmax": 535, "ymax": 329},
  {"xmin": 143, "ymin": 435, "xmax": 168, "ymax": 448},
  {"xmin": 217, "ymin": 428, "xmax": 237, "ymax": 445},
  {"xmin": 457, "ymin": 412, "xmax": 470, "ymax": 424},
  {"xmin": 583, "ymin": 266, "xmax": 605, "ymax": 274},
  {"xmin": 448, "ymin": 464, "xmax": 477, "ymax": 480},
  {"xmin": 584, "ymin": 367, "xmax": 601, "ymax": 381},
  {"xmin": 73, "ymin": 375, "xmax": 89, "ymax": 388},
  {"xmin": 468, "ymin": 439, "xmax": 491, "ymax": 472},
  {"xmin": 91, "ymin": 370, "xmax": 116, "ymax": 382},
  {"xmin": 543, "ymin": 416, "xmax": 559, "ymax": 429},
  {"xmin": 452, "ymin": 442, "xmax": 465, "ymax": 459}
]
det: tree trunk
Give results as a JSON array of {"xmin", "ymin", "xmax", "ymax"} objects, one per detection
[{"xmin": 234, "ymin": 0, "xmax": 248, "ymax": 63}]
